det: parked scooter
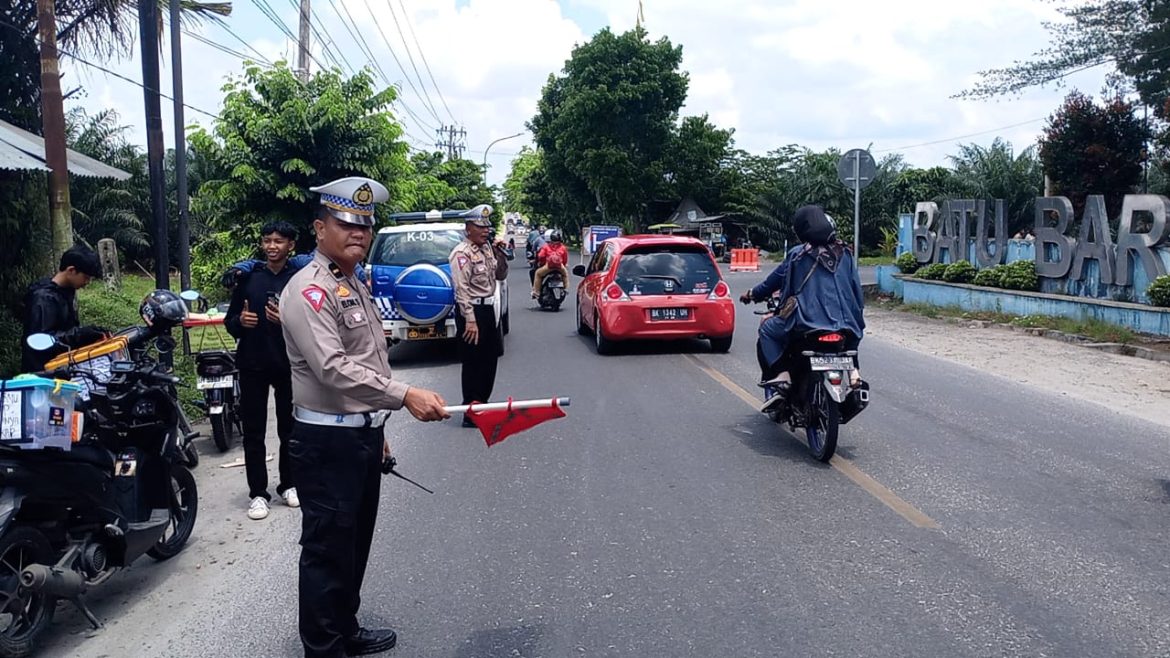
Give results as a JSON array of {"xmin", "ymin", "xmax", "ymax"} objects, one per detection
[
  {"xmin": 752, "ymin": 296, "xmax": 870, "ymax": 462},
  {"xmin": 5, "ymin": 322, "xmax": 198, "ymax": 657},
  {"xmin": 178, "ymin": 291, "xmax": 241, "ymax": 452}
]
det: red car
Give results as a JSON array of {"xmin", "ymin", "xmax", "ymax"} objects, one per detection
[{"xmin": 573, "ymin": 235, "xmax": 735, "ymax": 354}]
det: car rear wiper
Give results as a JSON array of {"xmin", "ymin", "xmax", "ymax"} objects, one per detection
[{"xmin": 633, "ymin": 274, "xmax": 683, "ymax": 286}]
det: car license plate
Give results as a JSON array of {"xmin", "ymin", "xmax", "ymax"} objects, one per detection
[
  {"xmin": 649, "ymin": 307, "xmax": 690, "ymax": 321},
  {"xmin": 809, "ymin": 356, "xmax": 853, "ymax": 371},
  {"xmin": 196, "ymin": 375, "xmax": 234, "ymax": 390},
  {"xmin": 407, "ymin": 325, "xmax": 441, "ymax": 340}
]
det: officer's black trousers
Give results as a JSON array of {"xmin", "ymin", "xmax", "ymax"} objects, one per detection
[
  {"xmin": 455, "ymin": 304, "xmax": 503, "ymax": 406},
  {"xmin": 238, "ymin": 367, "xmax": 293, "ymax": 500},
  {"xmin": 290, "ymin": 421, "xmax": 383, "ymax": 658}
]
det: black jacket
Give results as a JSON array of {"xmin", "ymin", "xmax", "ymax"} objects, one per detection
[
  {"xmin": 20, "ymin": 278, "xmax": 104, "ymax": 372},
  {"xmin": 224, "ymin": 263, "xmax": 295, "ymax": 372}
]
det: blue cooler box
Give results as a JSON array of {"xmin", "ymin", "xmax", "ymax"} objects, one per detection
[{"xmin": 0, "ymin": 377, "xmax": 82, "ymax": 451}]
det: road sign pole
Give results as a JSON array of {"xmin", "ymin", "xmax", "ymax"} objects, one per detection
[{"xmin": 853, "ymin": 152, "xmax": 861, "ymax": 256}]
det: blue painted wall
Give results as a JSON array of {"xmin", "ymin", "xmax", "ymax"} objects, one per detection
[{"xmin": 900, "ymin": 277, "xmax": 1170, "ymax": 336}]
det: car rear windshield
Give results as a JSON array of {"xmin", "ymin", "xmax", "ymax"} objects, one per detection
[
  {"xmin": 370, "ymin": 229, "xmax": 464, "ymax": 266},
  {"xmin": 615, "ymin": 245, "xmax": 719, "ymax": 296}
]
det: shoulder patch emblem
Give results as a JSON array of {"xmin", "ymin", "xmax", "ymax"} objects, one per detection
[
  {"xmin": 456, "ymin": 254, "xmax": 469, "ymax": 270},
  {"xmin": 302, "ymin": 285, "xmax": 327, "ymax": 312}
]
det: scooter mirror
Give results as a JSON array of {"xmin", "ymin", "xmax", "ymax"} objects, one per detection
[
  {"xmin": 25, "ymin": 333, "xmax": 56, "ymax": 352},
  {"xmin": 179, "ymin": 290, "xmax": 201, "ymax": 302}
]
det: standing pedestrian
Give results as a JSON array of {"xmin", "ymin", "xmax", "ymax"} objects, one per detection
[
  {"xmin": 21, "ymin": 244, "xmax": 106, "ymax": 372},
  {"xmin": 280, "ymin": 176, "xmax": 448, "ymax": 658},
  {"xmin": 449, "ymin": 204, "xmax": 510, "ymax": 428},
  {"xmin": 224, "ymin": 221, "xmax": 299, "ymax": 521}
]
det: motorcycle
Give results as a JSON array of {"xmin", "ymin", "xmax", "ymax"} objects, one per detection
[
  {"xmin": 3, "ymin": 330, "xmax": 199, "ymax": 657},
  {"xmin": 179, "ymin": 291, "xmax": 241, "ymax": 453},
  {"xmin": 537, "ymin": 269, "xmax": 567, "ymax": 311},
  {"xmin": 753, "ymin": 296, "xmax": 870, "ymax": 462}
]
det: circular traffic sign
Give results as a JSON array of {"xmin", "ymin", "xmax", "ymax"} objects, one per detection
[{"xmin": 837, "ymin": 149, "xmax": 876, "ymax": 191}]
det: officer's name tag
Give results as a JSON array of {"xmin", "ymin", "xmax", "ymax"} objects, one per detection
[{"xmin": 340, "ymin": 298, "xmax": 360, "ymax": 309}]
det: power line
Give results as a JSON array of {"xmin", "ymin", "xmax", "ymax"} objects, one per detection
[
  {"xmin": 396, "ymin": 0, "xmax": 458, "ymax": 125},
  {"xmin": 361, "ymin": 0, "xmax": 442, "ymax": 124},
  {"xmin": 874, "ymin": 117, "xmax": 1048, "ymax": 154},
  {"xmin": 184, "ymin": 30, "xmax": 272, "ymax": 66},
  {"xmin": 0, "ymin": 18, "xmax": 223, "ymax": 120},
  {"xmin": 207, "ymin": 20, "xmax": 276, "ymax": 65},
  {"xmin": 250, "ymin": 0, "xmax": 329, "ymax": 72},
  {"xmin": 282, "ymin": 0, "xmax": 355, "ymax": 75},
  {"xmin": 382, "ymin": 0, "xmax": 442, "ymax": 122},
  {"xmin": 326, "ymin": 0, "xmax": 392, "ymax": 84}
]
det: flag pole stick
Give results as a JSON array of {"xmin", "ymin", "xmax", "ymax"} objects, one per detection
[{"xmin": 444, "ymin": 397, "xmax": 570, "ymax": 415}]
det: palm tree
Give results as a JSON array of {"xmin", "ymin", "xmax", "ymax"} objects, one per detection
[
  {"xmin": 948, "ymin": 138, "xmax": 1043, "ymax": 236},
  {"xmin": 54, "ymin": 0, "xmax": 231, "ymax": 58}
]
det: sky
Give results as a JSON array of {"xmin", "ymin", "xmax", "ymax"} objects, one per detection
[{"xmin": 62, "ymin": 0, "xmax": 1115, "ymax": 189}]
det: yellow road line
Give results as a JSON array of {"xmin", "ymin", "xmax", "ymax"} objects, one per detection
[{"xmin": 683, "ymin": 353, "xmax": 941, "ymax": 530}]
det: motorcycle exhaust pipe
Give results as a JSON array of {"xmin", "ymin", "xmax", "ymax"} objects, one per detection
[{"xmin": 20, "ymin": 564, "xmax": 87, "ymax": 598}]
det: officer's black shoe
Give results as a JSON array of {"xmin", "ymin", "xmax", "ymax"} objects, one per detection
[
  {"xmin": 344, "ymin": 627, "xmax": 397, "ymax": 656},
  {"xmin": 461, "ymin": 415, "xmax": 476, "ymax": 428}
]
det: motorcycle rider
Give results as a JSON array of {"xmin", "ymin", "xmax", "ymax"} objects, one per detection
[
  {"xmin": 21, "ymin": 244, "xmax": 107, "ymax": 371},
  {"xmin": 526, "ymin": 226, "xmax": 547, "ymax": 286},
  {"xmin": 739, "ymin": 205, "xmax": 865, "ymax": 412},
  {"xmin": 531, "ymin": 230, "xmax": 569, "ymax": 299}
]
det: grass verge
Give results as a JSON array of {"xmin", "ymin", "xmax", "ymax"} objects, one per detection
[
  {"xmin": 77, "ymin": 274, "xmax": 205, "ymax": 419},
  {"xmin": 858, "ymin": 256, "xmax": 895, "ymax": 266},
  {"xmin": 878, "ymin": 299, "xmax": 1138, "ymax": 344}
]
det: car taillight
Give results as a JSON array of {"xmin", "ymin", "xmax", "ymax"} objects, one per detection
[
  {"xmin": 709, "ymin": 281, "xmax": 730, "ymax": 299},
  {"xmin": 604, "ymin": 283, "xmax": 629, "ymax": 301},
  {"xmin": 819, "ymin": 333, "xmax": 843, "ymax": 343}
]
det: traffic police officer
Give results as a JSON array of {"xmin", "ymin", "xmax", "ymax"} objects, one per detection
[
  {"xmin": 449, "ymin": 204, "xmax": 510, "ymax": 428},
  {"xmin": 280, "ymin": 176, "xmax": 448, "ymax": 658}
]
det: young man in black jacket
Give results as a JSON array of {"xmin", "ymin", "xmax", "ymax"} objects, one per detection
[
  {"xmin": 225, "ymin": 222, "xmax": 299, "ymax": 521},
  {"xmin": 21, "ymin": 245, "xmax": 105, "ymax": 372}
]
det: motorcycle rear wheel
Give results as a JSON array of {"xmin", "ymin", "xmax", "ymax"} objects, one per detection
[
  {"xmin": 209, "ymin": 407, "xmax": 234, "ymax": 453},
  {"xmin": 148, "ymin": 465, "xmax": 199, "ymax": 561},
  {"xmin": 805, "ymin": 382, "xmax": 840, "ymax": 463},
  {"xmin": 0, "ymin": 527, "xmax": 55, "ymax": 658}
]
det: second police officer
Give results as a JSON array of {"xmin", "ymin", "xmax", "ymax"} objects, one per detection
[
  {"xmin": 448, "ymin": 204, "xmax": 510, "ymax": 428},
  {"xmin": 280, "ymin": 176, "xmax": 449, "ymax": 658}
]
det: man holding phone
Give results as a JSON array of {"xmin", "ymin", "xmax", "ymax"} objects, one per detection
[{"xmin": 225, "ymin": 221, "xmax": 300, "ymax": 520}]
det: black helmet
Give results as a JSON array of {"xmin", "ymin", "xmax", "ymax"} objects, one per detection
[
  {"xmin": 793, "ymin": 205, "xmax": 836, "ymax": 247},
  {"xmin": 139, "ymin": 289, "xmax": 188, "ymax": 330},
  {"xmin": 550, "ymin": 230, "xmax": 562, "ymax": 243}
]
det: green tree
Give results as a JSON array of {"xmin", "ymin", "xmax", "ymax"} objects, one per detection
[
  {"xmin": 949, "ymin": 138, "xmax": 1043, "ymax": 236},
  {"xmin": 1038, "ymin": 91, "xmax": 1148, "ymax": 218},
  {"xmin": 530, "ymin": 27, "xmax": 688, "ymax": 231},
  {"xmin": 501, "ymin": 146, "xmax": 544, "ymax": 222},
  {"xmin": 959, "ymin": 0, "xmax": 1167, "ymax": 114},
  {"xmin": 409, "ymin": 153, "xmax": 491, "ymax": 210},
  {"xmin": 661, "ymin": 114, "xmax": 734, "ymax": 213},
  {"xmin": 65, "ymin": 108, "xmax": 152, "ymax": 260},
  {"xmin": 189, "ymin": 63, "xmax": 415, "ymax": 250}
]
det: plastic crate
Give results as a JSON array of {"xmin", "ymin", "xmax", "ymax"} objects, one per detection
[
  {"xmin": 0, "ymin": 377, "xmax": 82, "ymax": 451},
  {"xmin": 43, "ymin": 336, "xmax": 131, "ymax": 400}
]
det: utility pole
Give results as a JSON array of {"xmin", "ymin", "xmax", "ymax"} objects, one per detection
[
  {"xmin": 139, "ymin": 0, "xmax": 170, "ymax": 294},
  {"xmin": 297, "ymin": 0, "xmax": 311, "ymax": 81},
  {"xmin": 36, "ymin": 0, "xmax": 73, "ymax": 262},
  {"xmin": 435, "ymin": 125, "xmax": 467, "ymax": 160},
  {"xmin": 171, "ymin": 0, "xmax": 190, "ymax": 291}
]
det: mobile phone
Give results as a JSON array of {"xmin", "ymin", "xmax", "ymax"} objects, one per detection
[{"xmin": 266, "ymin": 291, "xmax": 280, "ymax": 307}]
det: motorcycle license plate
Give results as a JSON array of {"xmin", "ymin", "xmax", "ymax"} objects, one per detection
[
  {"xmin": 809, "ymin": 356, "xmax": 853, "ymax": 371},
  {"xmin": 649, "ymin": 307, "xmax": 690, "ymax": 321},
  {"xmin": 197, "ymin": 375, "xmax": 234, "ymax": 390},
  {"xmin": 407, "ymin": 324, "xmax": 441, "ymax": 340}
]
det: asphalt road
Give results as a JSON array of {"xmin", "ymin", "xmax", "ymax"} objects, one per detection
[{"xmin": 43, "ymin": 260, "xmax": 1170, "ymax": 658}]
